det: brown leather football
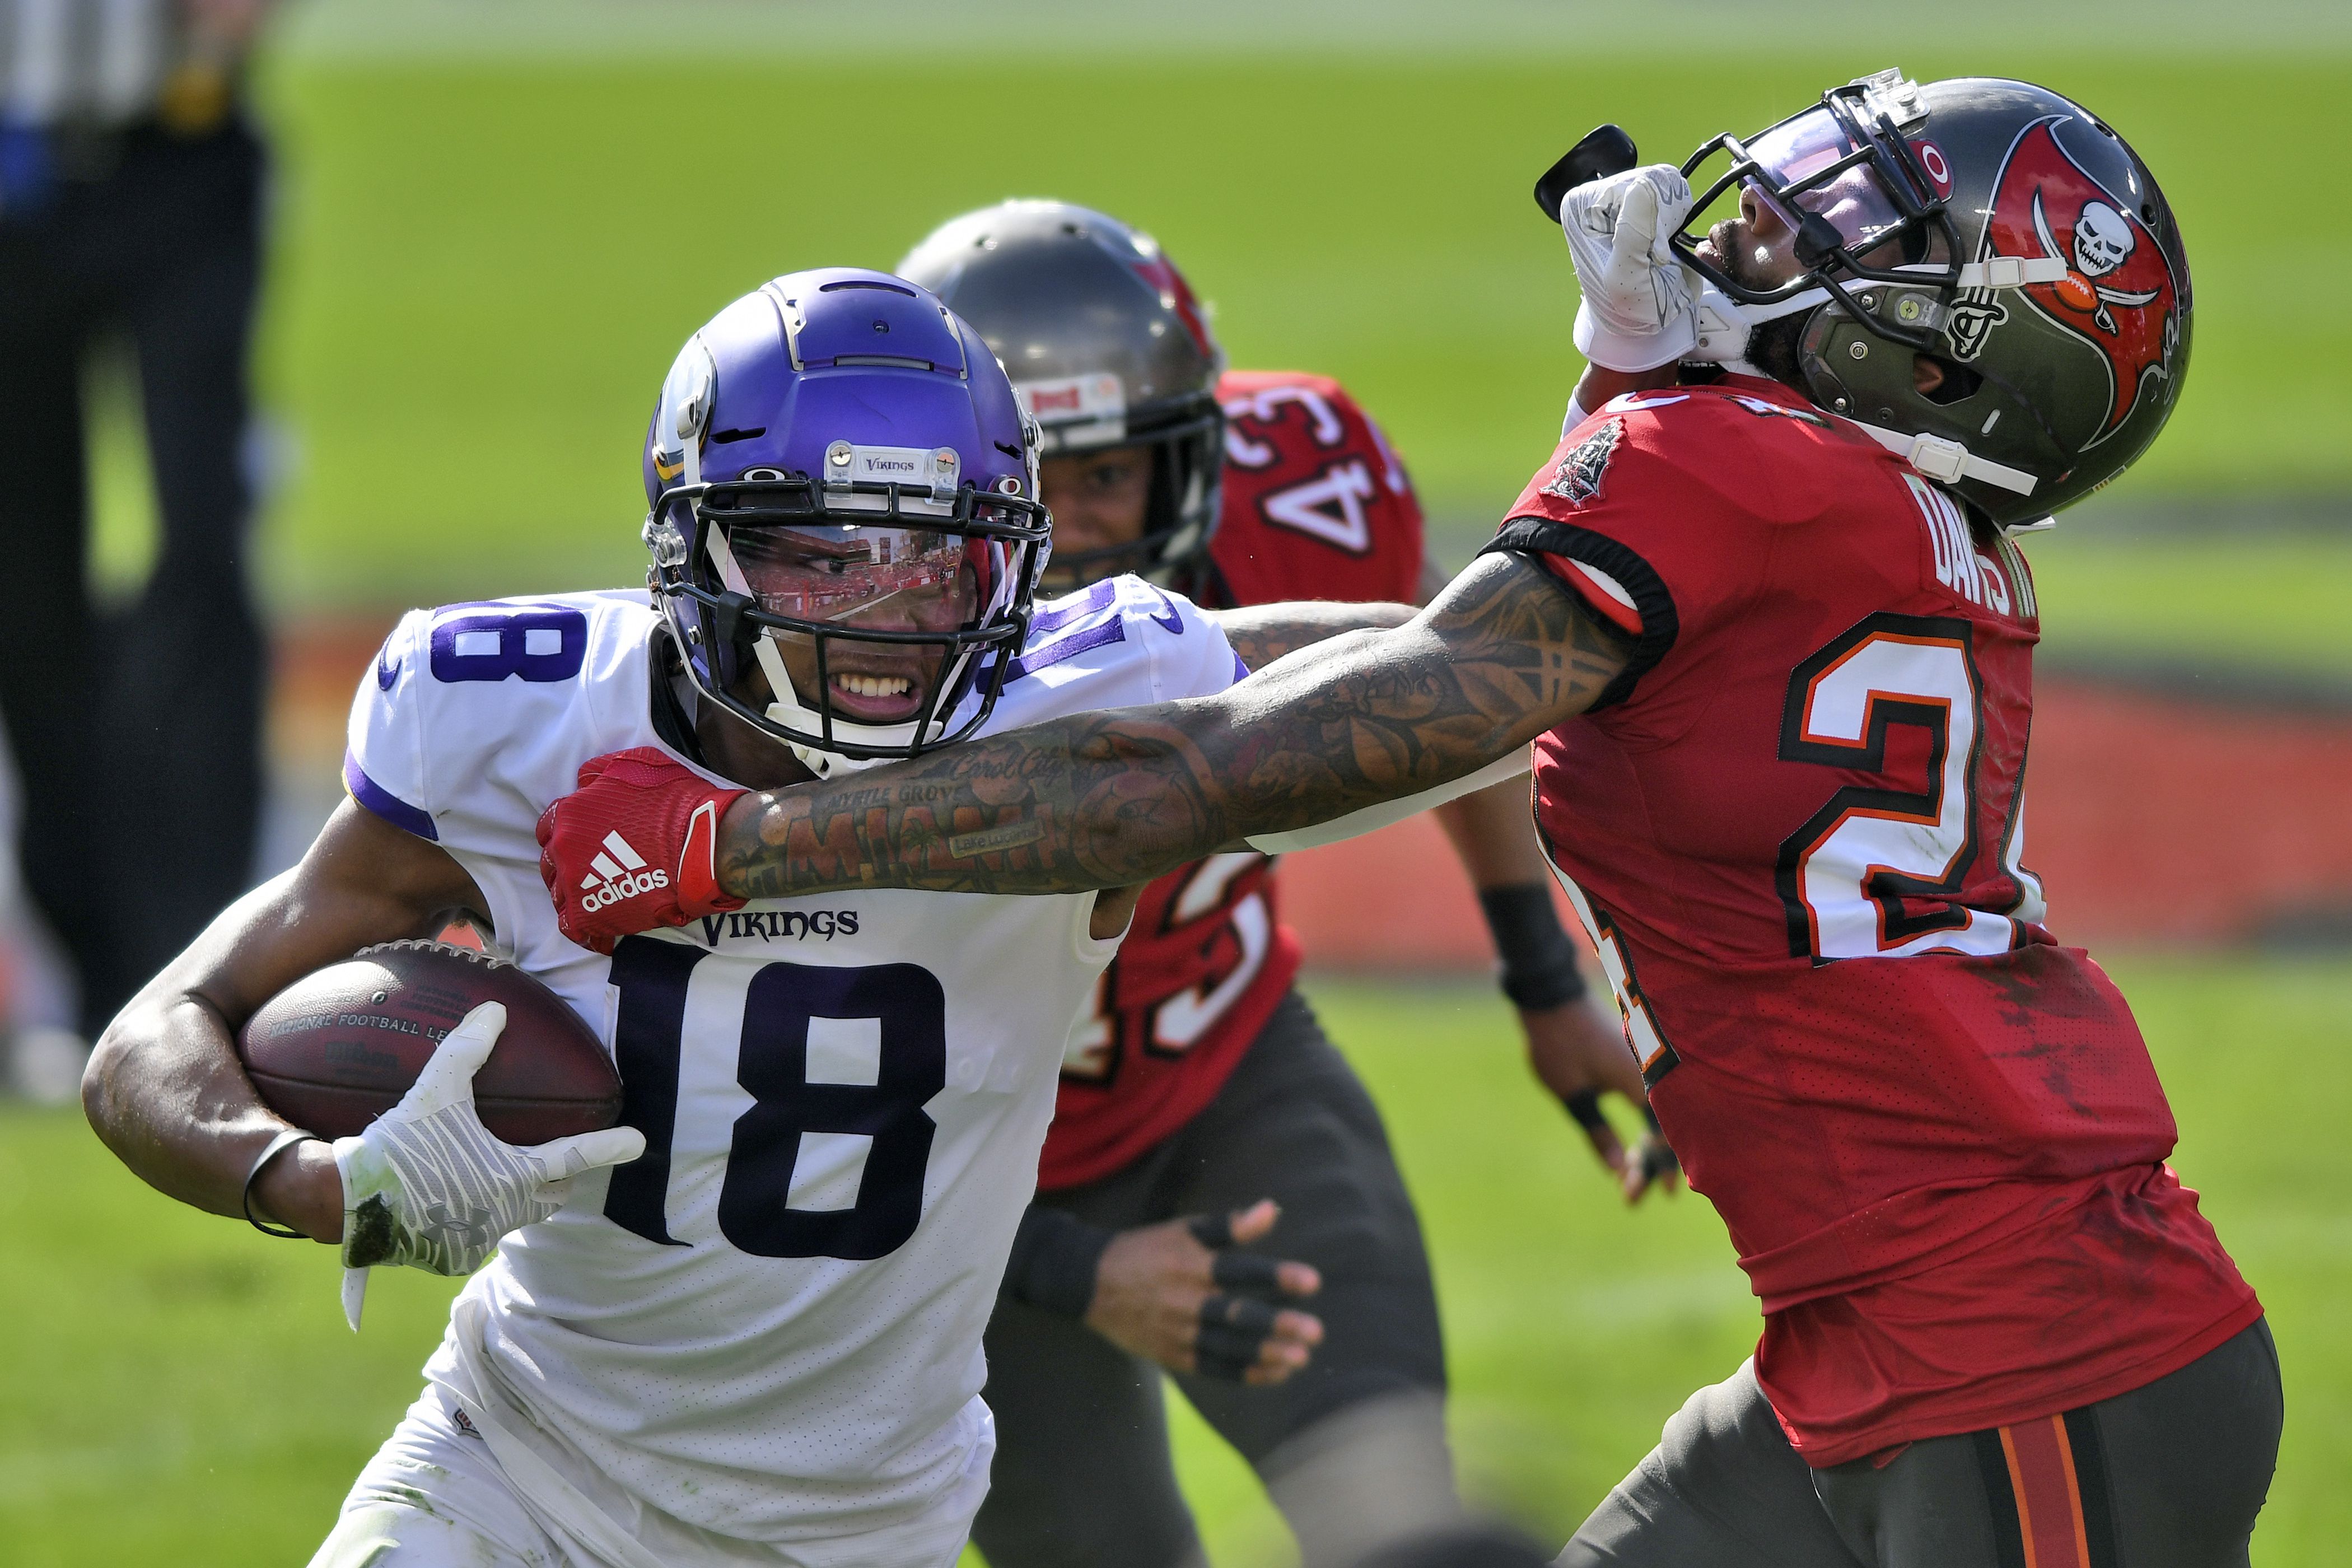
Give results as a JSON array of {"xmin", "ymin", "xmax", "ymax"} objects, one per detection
[{"xmin": 237, "ymin": 940, "xmax": 622, "ymax": 1145}]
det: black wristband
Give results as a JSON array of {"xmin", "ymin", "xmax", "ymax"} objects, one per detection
[
  {"xmin": 1477, "ymin": 883, "xmax": 1587, "ymax": 1010},
  {"xmin": 242, "ymin": 1128, "xmax": 322, "ymax": 1240},
  {"xmin": 1000, "ymin": 1203, "xmax": 1116, "ymax": 1319}
]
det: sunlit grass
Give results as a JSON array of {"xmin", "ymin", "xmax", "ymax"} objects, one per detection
[{"xmin": 12, "ymin": 960, "xmax": 2342, "ymax": 1564}]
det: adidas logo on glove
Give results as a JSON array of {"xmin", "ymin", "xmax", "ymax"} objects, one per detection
[{"xmin": 577, "ymin": 830, "xmax": 670, "ymax": 912}]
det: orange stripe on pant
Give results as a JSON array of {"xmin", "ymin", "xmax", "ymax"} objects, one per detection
[{"xmin": 1998, "ymin": 1415, "xmax": 2093, "ymax": 1568}]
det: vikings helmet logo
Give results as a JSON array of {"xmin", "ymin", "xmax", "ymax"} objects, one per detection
[{"xmin": 1967, "ymin": 115, "xmax": 2182, "ymax": 447}]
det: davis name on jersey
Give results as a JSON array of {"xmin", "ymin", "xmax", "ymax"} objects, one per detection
[
  {"xmin": 343, "ymin": 579, "xmax": 1238, "ymax": 1558},
  {"xmin": 1038, "ymin": 371, "xmax": 1425, "ymax": 1191},
  {"xmin": 1492, "ymin": 377, "xmax": 2255, "ymax": 1466}
]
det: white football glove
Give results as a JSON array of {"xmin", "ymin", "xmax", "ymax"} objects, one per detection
[
  {"xmin": 1561, "ymin": 164, "xmax": 1701, "ymax": 373},
  {"xmin": 333, "ymin": 1001, "xmax": 644, "ymax": 1329}
]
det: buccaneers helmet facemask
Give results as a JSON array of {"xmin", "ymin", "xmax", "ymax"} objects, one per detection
[
  {"xmin": 1660, "ymin": 69, "xmax": 2188, "ymax": 528},
  {"xmin": 1673, "ymin": 72, "xmax": 1962, "ymax": 348},
  {"xmin": 1031, "ymin": 405, "xmax": 1224, "ymax": 595}
]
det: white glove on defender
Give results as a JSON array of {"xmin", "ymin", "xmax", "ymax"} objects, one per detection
[
  {"xmin": 333, "ymin": 1001, "xmax": 644, "ymax": 1329},
  {"xmin": 1561, "ymin": 164, "xmax": 1701, "ymax": 372}
]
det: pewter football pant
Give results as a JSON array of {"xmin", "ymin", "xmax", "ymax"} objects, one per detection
[{"xmin": 1558, "ymin": 1319, "xmax": 2281, "ymax": 1568}]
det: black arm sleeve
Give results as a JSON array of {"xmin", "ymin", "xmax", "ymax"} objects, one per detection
[
  {"xmin": 999, "ymin": 1203, "xmax": 1116, "ymax": 1319},
  {"xmin": 1477, "ymin": 883, "xmax": 1588, "ymax": 1010}
]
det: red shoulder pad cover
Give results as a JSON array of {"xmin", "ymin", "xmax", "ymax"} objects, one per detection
[{"xmin": 1497, "ymin": 380, "xmax": 1903, "ymax": 646}]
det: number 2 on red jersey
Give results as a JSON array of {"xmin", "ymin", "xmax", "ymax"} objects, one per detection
[{"xmin": 1775, "ymin": 612, "xmax": 2044, "ymax": 963}]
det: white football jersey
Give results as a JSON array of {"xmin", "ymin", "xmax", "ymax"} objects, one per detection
[{"xmin": 343, "ymin": 576, "xmax": 1240, "ymax": 1558}]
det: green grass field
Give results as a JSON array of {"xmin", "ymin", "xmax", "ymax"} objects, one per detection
[
  {"xmin": 2012, "ymin": 529, "xmax": 2352, "ymax": 675},
  {"xmin": 76, "ymin": 52, "xmax": 2352, "ymax": 671},
  {"xmin": 7, "ymin": 960, "xmax": 2344, "ymax": 1566},
  {"xmin": 31, "ymin": 28, "xmax": 2348, "ymax": 1567}
]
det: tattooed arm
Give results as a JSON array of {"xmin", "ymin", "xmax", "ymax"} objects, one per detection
[
  {"xmin": 1207, "ymin": 600, "xmax": 1419, "ymax": 673},
  {"xmin": 713, "ymin": 552, "xmax": 1628, "ymax": 899}
]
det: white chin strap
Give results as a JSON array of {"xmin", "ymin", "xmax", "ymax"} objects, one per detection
[
  {"xmin": 1685, "ymin": 253, "xmax": 2069, "ymax": 366},
  {"xmin": 703, "ymin": 526, "xmax": 926, "ymax": 780},
  {"xmin": 1681, "ymin": 281, "xmax": 1829, "ymax": 367},
  {"xmin": 1683, "ymin": 278, "xmax": 2042, "ymax": 507},
  {"xmin": 1841, "ymin": 419, "xmax": 2038, "ymax": 498}
]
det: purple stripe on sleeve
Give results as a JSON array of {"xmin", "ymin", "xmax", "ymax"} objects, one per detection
[
  {"xmin": 343, "ymin": 750, "xmax": 438, "ymax": 842},
  {"xmin": 1233, "ymin": 652, "xmax": 1250, "ymax": 683},
  {"xmin": 1006, "ymin": 615, "xmax": 1127, "ymax": 683},
  {"xmin": 1028, "ymin": 578, "xmax": 1121, "ymax": 634}
]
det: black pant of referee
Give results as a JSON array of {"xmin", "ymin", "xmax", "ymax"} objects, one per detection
[{"xmin": 0, "ymin": 113, "xmax": 269, "ymax": 1037}]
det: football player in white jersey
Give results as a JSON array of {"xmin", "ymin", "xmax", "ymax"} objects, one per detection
[{"xmin": 80, "ymin": 269, "xmax": 1364, "ymax": 1568}]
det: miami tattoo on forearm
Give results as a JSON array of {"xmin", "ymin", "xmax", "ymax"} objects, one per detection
[{"xmin": 717, "ymin": 554, "xmax": 1634, "ymax": 900}]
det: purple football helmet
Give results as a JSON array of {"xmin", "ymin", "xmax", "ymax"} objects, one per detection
[{"xmin": 642, "ymin": 269, "xmax": 1051, "ymax": 777}]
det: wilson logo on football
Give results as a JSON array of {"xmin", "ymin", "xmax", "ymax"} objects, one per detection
[{"xmin": 577, "ymin": 830, "xmax": 670, "ymax": 912}]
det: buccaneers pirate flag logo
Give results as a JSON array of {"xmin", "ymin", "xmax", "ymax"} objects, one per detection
[
  {"xmin": 1544, "ymin": 418, "xmax": 1622, "ymax": 506},
  {"xmin": 1950, "ymin": 115, "xmax": 2182, "ymax": 447}
]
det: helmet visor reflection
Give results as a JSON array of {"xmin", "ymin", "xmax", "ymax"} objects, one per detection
[
  {"xmin": 730, "ymin": 524, "xmax": 983, "ymax": 631},
  {"xmin": 1742, "ymin": 105, "xmax": 1919, "ymax": 262}
]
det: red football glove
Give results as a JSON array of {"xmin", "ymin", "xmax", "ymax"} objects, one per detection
[{"xmin": 536, "ymin": 748, "xmax": 748, "ymax": 954}]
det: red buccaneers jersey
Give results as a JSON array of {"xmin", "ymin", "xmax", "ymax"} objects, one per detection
[
  {"xmin": 1494, "ymin": 377, "xmax": 2256, "ymax": 1465},
  {"xmin": 1035, "ymin": 370, "xmax": 1426, "ymax": 1191}
]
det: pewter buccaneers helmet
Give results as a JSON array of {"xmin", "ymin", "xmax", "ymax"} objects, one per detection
[
  {"xmin": 641, "ymin": 268, "xmax": 1050, "ymax": 778},
  {"xmin": 898, "ymin": 201, "xmax": 1226, "ymax": 585},
  {"xmin": 1668, "ymin": 71, "xmax": 2191, "ymax": 528}
]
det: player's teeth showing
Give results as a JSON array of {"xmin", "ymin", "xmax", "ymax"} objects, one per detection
[{"xmin": 836, "ymin": 674, "xmax": 912, "ymax": 699}]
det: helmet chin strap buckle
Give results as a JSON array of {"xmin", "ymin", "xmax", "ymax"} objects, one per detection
[
  {"xmin": 1682, "ymin": 281, "xmax": 1832, "ymax": 365},
  {"xmin": 1903, "ymin": 432, "xmax": 1970, "ymax": 484},
  {"xmin": 1952, "ymin": 256, "xmax": 2070, "ymax": 290},
  {"xmin": 1677, "ymin": 273, "xmax": 2043, "ymax": 502},
  {"xmin": 1846, "ymin": 419, "xmax": 2040, "ymax": 497},
  {"xmin": 1688, "ymin": 289, "xmax": 1751, "ymax": 362}
]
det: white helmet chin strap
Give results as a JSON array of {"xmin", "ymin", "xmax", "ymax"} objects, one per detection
[
  {"xmin": 1681, "ymin": 277, "xmax": 2045, "ymax": 512},
  {"xmin": 1681, "ymin": 280, "xmax": 1830, "ymax": 367}
]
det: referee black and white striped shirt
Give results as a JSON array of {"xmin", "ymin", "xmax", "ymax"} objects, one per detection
[{"xmin": 2, "ymin": 0, "xmax": 212, "ymax": 127}]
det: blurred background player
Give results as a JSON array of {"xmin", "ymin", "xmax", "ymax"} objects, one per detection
[
  {"xmin": 898, "ymin": 202, "xmax": 1668, "ymax": 1568},
  {"xmin": 0, "ymin": 0, "xmax": 278, "ymax": 1077}
]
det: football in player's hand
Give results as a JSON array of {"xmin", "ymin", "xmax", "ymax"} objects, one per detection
[{"xmin": 237, "ymin": 940, "xmax": 622, "ymax": 1144}]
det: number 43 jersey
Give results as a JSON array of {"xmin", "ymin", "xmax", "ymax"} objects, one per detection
[
  {"xmin": 343, "ymin": 578, "xmax": 1240, "ymax": 1555},
  {"xmin": 1038, "ymin": 370, "xmax": 1426, "ymax": 1191},
  {"xmin": 1491, "ymin": 377, "xmax": 2257, "ymax": 1468}
]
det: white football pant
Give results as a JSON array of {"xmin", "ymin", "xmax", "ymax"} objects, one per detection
[{"xmin": 307, "ymin": 1382, "xmax": 992, "ymax": 1568}]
